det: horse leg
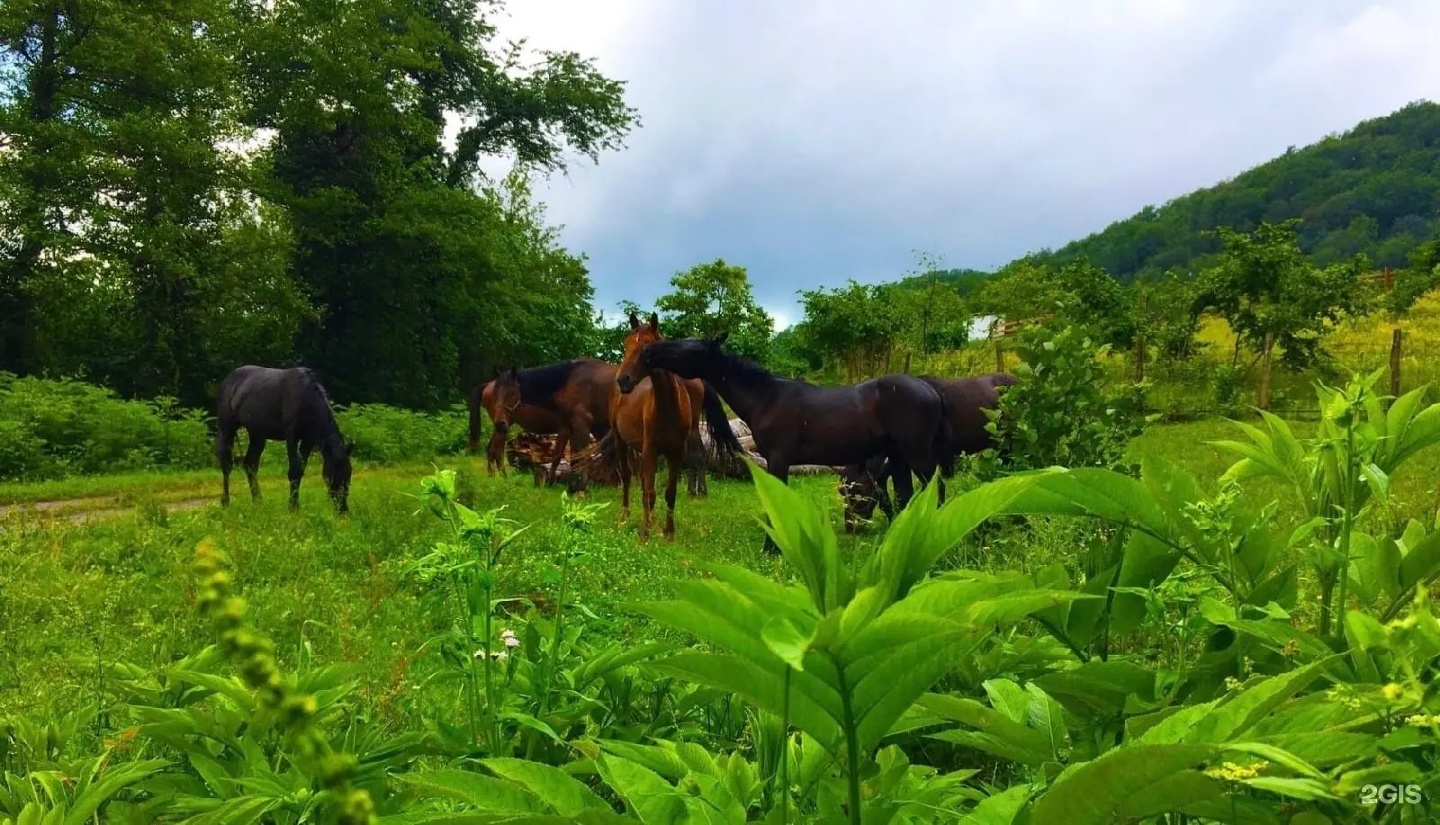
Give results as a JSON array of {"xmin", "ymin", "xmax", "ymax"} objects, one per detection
[
  {"xmin": 685, "ymin": 428, "xmax": 708, "ymax": 497},
  {"xmin": 545, "ymin": 429, "xmax": 571, "ymax": 488},
  {"xmin": 617, "ymin": 436, "xmax": 633, "ymax": 525},
  {"xmin": 217, "ymin": 424, "xmax": 236, "ymax": 507},
  {"xmin": 638, "ymin": 443, "xmax": 658, "ymax": 544},
  {"xmin": 286, "ymin": 438, "xmax": 304, "ymax": 511},
  {"xmin": 889, "ymin": 454, "xmax": 916, "ymax": 513},
  {"xmin": 663, "ymin": 445, "xmax": 683, "ymax": 542},
  {"xmin": 242, "ymin": 434, "xmax": 266, "ymax": 502}
]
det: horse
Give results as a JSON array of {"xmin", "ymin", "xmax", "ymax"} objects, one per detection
[
  {"xmin": 635, "ymin": 333, "xmax": 953, "ymax": 549},
  {"xmin": 840, "ymin": 372, "xmax": 1017, "ymax": 528},
  {"xmin": 467, "ymin": 375, "xmax": 565, "ymax": 476},
  {"xmin": 491, "ymin": 359, "xmax": 617, "ymax": 486},
  {"xmin": 216, "ymin": 365, "xmax": 354, "ymax": 513},
  {"xmin": 605, "ymin": 312, "xmax": 742, "ymax": 542}
]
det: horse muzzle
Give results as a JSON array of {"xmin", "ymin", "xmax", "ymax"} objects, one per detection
[{"xmin": 617, "ymin": 374, "xmax": 636, "ymax": 394}]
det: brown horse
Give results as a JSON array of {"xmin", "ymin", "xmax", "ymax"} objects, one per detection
[
  {"xmin": 492, "ymin": 359, "xmax": 617, "ymax": 486},
  {"xmin": 467, "ymin": 377, "xmax": 564, "ymax": 476},
  {"xmin": 608, "ymin": 313, "xmax": 741, "ymax": 542}
]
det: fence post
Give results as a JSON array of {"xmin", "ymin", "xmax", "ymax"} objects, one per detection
[
  {"xmin": 1134, "ymin": 294, "xmax": 1148, "ymax": 384},
  {"xmin": 1257, "ymin": 332, "xmax": 1275, "ymax": 411},
  {"xmin": 991, "ymin": 319, "xmax": 1005, "ymax": 373},
  {"xmin": 1390, "ymin": 327, "xmax": 1403, "ymax": 396}
]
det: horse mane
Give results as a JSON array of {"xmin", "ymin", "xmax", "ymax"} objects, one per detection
[
  {"xmin": 519, "ymin": 360, "xmax": 581, "ymax": 399},
  {"xmin": 712, "ymin": 349, "xmax": 783, "ymax": 389}
]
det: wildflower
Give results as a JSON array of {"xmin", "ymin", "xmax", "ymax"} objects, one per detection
[
  {"xmin": 491, "ymin": 650, "xmax": 508, "ymax": 661},
  {"xmin": 501, "ymin": 627, "xmax": 520, "ymax": 648},
  {"xmin": 1224, "ymin": 676, "xmax": 1243, "ymax": 692},
  {"xmin": 1382, "ymin": 683, "xmax": 1404, "ymax": 702},
  {"xmin": 1281, "ymin": 639, "xmax": 1300, "ymax": 658},
  {"xmin": 1405, "ymin": 714, "xmax": 1438, "ymax": 727},
  {"xmin": 1204, "ymin": 761, "xmax": 1268, "ymax": 781}
]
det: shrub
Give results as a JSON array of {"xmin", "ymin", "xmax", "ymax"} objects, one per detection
[
  {"xmin": 0, "ymin": 374, "xmax": 212, "ymax": 481},
  {"xmin": 977, "ymin": 324, "xmax": 1147, "ymax": 478},
  {"xmin": 333, "ymin": 403, "xmax": 468, "ymax": 463}
]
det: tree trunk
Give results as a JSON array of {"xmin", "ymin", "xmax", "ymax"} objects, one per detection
[{"xmin": 1257, "ymin": 332, "xmax": 1276, "ymax": 411}]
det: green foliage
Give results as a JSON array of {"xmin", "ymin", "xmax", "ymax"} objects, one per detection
[
  {"xmin": 1196, "ymin": 219, "xmax": 1368, "ymax": 369},
  {"xmin": 976, "ymin": 259, "xmax": 1136, "ymax": 350},
  {"xmin": 979, "ymin": 325, "xmax": 1147, "ymax": 477},
  {"xmin": 0, "ymin": 373, "xmax": 211, "ymax": 480},
  {"xmin": 7, "ymin": 379, "xmax": 1440, "ymax": 823},
  {"xmin": 654, "ymin": 258, "xmax": 775, "ymax": 363},
  {"xmin": 334, "ymin": 404, "xmax": 469, "ymax": 464},
  {"xmin": 1033, "ymin": 100, "xmax": 1440, "ymax": 281},
  {"xmin": 0, "ymin": 0, "xmax": 636, "ymax": 408}
]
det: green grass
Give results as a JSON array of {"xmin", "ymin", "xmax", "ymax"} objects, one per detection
[{"xmin": 5, "ymin": 418, "xmax": 1438, "ymax": 724}]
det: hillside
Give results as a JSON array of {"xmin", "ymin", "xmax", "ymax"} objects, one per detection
[{"xmin": 1021, "ymin": 100, "xmax": 1440, "ymax": 282}]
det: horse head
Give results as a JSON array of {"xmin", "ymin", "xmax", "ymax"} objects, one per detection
[
  {"xmin": 616, "ymin": 311, "xmax": 662, "ymax": 394},
  {"xmin": 636, "ymin": 332, "xmax": 728, "ymax": 381},
  {"xmin": 491, "ymin": 366, "xmax": 523, "ymax": 432},
  {"xmin": 321, "ymin": 437, "xmax": 354, "ymax": 514}
]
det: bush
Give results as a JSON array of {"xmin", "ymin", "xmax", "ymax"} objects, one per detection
[
  {"xmin": 976, "ymin": 324, "xmax": 1147, "ymax": 478},
  {"xmin": 0, "ymin": 374, "xmax": 212, "ymax": 481},
  {"xmin": 333, "ymin": 403, "xmax": 468, "ymax": 464}
]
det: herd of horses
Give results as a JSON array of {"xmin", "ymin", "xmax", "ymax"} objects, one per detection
[{"xmin": 214, "ymin": 313, "xmax": 1016, "ymax": 546}]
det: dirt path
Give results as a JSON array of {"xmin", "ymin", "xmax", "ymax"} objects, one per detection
[{"xmin": 0, "ymin": 494, "xmax": 214, "ymax": 527}]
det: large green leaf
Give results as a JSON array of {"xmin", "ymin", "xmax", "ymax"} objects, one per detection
[
  {"xmin": 479, "ymin": 758, "xmax": 611, "ymax": 817},
  {"xmin": 397, "ymin": 770, "xmax": 549, "ymax": 814},
  {"xmin": 1028, "ymin": 744, "xmax": 1218, "ymax": 824},
  {"xmin": 748, "ymin": 462, "xmax": 852, "ymax": 613},
  {"xmin": 919, "ymin": 694, "xmax": 1053, "ymax": 768}
]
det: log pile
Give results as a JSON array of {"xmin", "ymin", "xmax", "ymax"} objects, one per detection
[{"xmin": 700, "ymin": 418, "xmax": 836, "ymax": 477}]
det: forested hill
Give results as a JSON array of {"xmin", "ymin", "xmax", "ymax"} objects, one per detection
[{"xmin": 1026, "ymin": 100, "xmax": 1440, "ymax": 281}]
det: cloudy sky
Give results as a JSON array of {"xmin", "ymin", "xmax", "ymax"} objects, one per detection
[{"xmin": 476, "ymin": 0, "xmax": 1440, "ymax": 330}]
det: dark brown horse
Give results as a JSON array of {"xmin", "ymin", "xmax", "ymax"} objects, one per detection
[
  {"xmin": 606, "ymin": 313, "xmax": 741, "ymax": 542},
  {"xmin": 467, "ymin": 377, "xmax": 564, "ymax": 476},
  {"xmin": 216, "ymin": 365, "xmax": 354, "ymax": 513},
  {"xmin": 492, "ymin": 359, "xmax": 616, "ymax": 486},
  {"xmin": 635, "ymin": 334, "xmax": 953, "ymax": 550},
  {"xmin": 841, "ymin": 371, "xmax": 1017, "ymax": 528}
]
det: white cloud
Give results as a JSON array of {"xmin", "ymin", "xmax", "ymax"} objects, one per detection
[{"xmin": 474, "ymin": 0, "xmax": 1440, "ymax": 318}]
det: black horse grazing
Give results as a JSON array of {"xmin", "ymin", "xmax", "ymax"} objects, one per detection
[
  {"xmin": 840, "ymin": 371, "xmax": 1017, "ymax": 528},
  {"xmin": 216, "ymin": 366, "xmax": 354, "ymax": 513},
  {"xmin": 636, "ymin": 333, "xmax": 953, "ymax": 522}
]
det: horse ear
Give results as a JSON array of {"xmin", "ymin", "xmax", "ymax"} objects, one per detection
[
  {"xmin": 648, "ymin": 312, "xmax": 659, "ymax": 332},
  {"xmin": 628, "ymin": 311, "xmax": 640, "ymax": 330},
  {"xmin": 711, "ymin": 331, "xmax": 729, "ymax": 348}
]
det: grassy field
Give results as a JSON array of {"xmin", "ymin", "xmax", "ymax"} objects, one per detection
[
  {"xmin": 5, "ymin": 416, "xmax": 1439, "ymax": 721},
  {"xmin": 6, "ymin": 411, "xmax": 1440, "ymax": 821}
]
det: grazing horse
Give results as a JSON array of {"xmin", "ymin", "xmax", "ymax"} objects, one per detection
[
  {"xmin": 609, "ymin": 312, "xmax": 742, "ymax": 542},
  {"xmin": 467, "ymin": 376, "xmax": 564, "ymax": 476},
  {"xmin": 491, "ymin": 359, "xmax": 616, "ymax": 486},
  {"xmin": 840, "ymin": 371, "xmax": 1017, "ymax": 528},
  {"xmin": 216, "ymin": 365, "xmax": 354, "ymax": 513},
  {"xmin": 636, "ymin": 334, "xmax": 953, "ymax": 550}
]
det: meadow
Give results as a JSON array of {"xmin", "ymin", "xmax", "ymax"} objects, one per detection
[{"xmin": 5, "ymin": 378, "xmax": 1440, "ymax": 823}]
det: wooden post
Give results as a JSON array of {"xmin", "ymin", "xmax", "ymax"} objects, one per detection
[
  {"xmin": 1135, "ymin": 294, "xmax": 1148, "ymax": 384},
  {"xmin": 1257, "ymin": 332, "xmax": 1275, "ymax": 411},
  {"xmin": 996, "ymin": 318, "xmax": 1008, "ymax": 374},
  {"xmin": 1390, "ymin": 327, "xmax": 1402, "ymax": 396}
]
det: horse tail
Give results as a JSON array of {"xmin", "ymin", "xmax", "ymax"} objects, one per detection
[
  {"xmin": 574, "ymin": 428, "xmax": 628, "ymax": 484},
  {"xmin": 466, "ymin": 384, "xmax": 483, "ymax": 454},
  {"xmin": 700, "ymin": 382, "xmax": 743, "ymax": 458}
]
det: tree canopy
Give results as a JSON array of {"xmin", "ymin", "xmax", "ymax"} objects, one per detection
[{"xmin": 0, "ymin": 0, "xmax": 636, "ymax": 408}]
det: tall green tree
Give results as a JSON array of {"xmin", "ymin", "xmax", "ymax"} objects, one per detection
[
  {"xmin": 237, "ymin": 0, "xmax": 637, "ymax": 408},
  {"xmin": 1195, "ymin": 219, "xmax": 1367, "ymax": 369},
  {"xmin": 655, "ymin": 258, "xmax": 774, "ymax": 362}
]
